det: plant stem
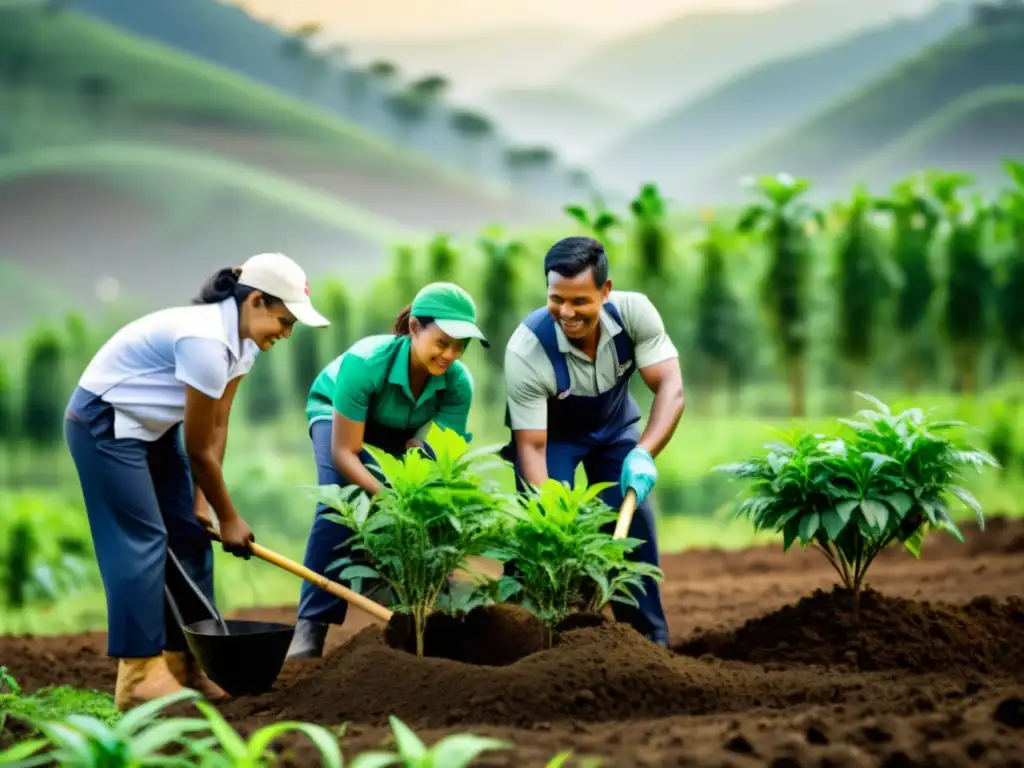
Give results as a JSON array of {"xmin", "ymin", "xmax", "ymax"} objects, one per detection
[
  {"xmin": 814, "ymin": 541, "xmax": 851, "ymax": 589},
  {"xmin": 413, "ymin": 607, "xmax": 426, "ymax": 657}
]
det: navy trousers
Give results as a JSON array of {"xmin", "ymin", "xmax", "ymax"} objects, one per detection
[
  {"xmin": 64, "ymin": 387, "xmax": 215, "ymax": 658},
  {"xmin": 297, "ymin": 420, "xmax": 376, "ymax": 625},
  {"xmin": 509, "ymin": 424, "xmax": 669, "ymax": 645}
]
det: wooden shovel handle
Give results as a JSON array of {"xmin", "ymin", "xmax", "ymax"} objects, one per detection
[
  {"xmin": 205, "ymin": 527, "xmax": 394, "ymax": 623},
  {"xmin": 613, "ymin": 488, "xmax": 638, "ymax": 540}
]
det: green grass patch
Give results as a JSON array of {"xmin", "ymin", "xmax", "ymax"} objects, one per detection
[{"xmin": 0, "ymin": 666, "xmax": 118, "ymax": 737}]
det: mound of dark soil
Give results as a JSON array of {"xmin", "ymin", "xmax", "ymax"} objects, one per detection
[
  {"xmin": 676, "ymin": 586, "xmax": 1024, "ymax": 676},
  {"xmin": 223, "ymin": 605, "xmax": 878, "ymax": 729}
]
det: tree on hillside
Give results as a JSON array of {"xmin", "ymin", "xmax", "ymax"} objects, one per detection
[
  {"xmin": 385, "ymin": 89, "xmax": 429, "ymax": 144},
  {"xmin": 695, "ymin": 220, "xmax": 744, "ymax": 413},
  {"xmin": 995, "ymin": 160, "xmax": 1024, "ymax": 380},
  {"xmin": 367, "ymin": 60, "xmax": 398, "ymax": 87},
  {"xmin": 564, "ymin": 197, "xmax": 622, "ymax": 267},
  {"xmin": 390, "ymin": 244, "xmax": 419, "ymax": 302},
  {"xmin": 291, "ymin": 325, "xmax": 322, "ymax": 404},
  {"xmin": 449, "ymin": 109, "xmax": 494, "ymax": 171},
  {"xmin": 428, "ymin": 234, "xmax": 458, "ymax": 283},
  {"xmin": 832, "ymin": 184, "xmax": 893, "ymax": 400},
  {"xmin": 318, "ymin": 280, "xmax": 354, "ymax": 356},
  {"xmin": 0, "ymin": 359, "xmax": 13, "ymax": 482},
  {"xmin": 410, "ymin": 74, "xmax": 449, "ymax": 102},
  {"xmin": 243, "ymin": 356, "xmax": 283, "ymax": 426},
  {"xmin": 478, "ymin": 229, "xmax": 527, "ymax": 405},
  {"xmin": 933, "ymin": 172, "xmax": 994, "ymax": 394},
  {"xmin": 628, "ymin": 183, "xmax": 670, "ymax": 296},
  {"xmin": 875, "ymin": 173, "xmax": 943, "ymax": 392},
  {"xmin": 280, "ymin": 22, "xmax": 327, "ymax": 93},
  {"xmin": 736, "ymin": 173, "xmax": 824, "ymax": 418},
  {"xmin": 21, "ymin": 327, "xmax": 64, "ymax": 449},
  {"xmin": 504, "ymin": 146, "xmax": 555, "ymax": 185}
]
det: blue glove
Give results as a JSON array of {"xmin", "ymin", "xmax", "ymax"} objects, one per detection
[{"xmin": 620, "ymin": 446, "xmax": 657, "ymax": 505}]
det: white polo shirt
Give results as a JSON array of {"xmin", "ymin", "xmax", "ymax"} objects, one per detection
[
  {"xmin": 78, "ymin": 298, "xmax": 260, "ymax": 441},
  {"xmin": 504, "ymin": 290, "xmax": 678, "ymax": 431}
]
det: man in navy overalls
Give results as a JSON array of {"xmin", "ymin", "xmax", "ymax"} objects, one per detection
[{"xmin": 501, "ymin": 235, "xmax": 685, "ymax": 647}]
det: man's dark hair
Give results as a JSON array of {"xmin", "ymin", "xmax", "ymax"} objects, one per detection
[{"xmin": 543, "ymin": 236, "xmax": 609, "ymax": 287}]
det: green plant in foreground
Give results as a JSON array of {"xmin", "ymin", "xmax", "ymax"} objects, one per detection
[
  {"xmin": 484, "ymin": 480, "xmax": 665, "ymax": 645},
  {"xmin": 0, "ymin": 689, "xmax": 344, "ymax": 768},
  {"xmin": 313, "ymin": 424, "xmax": 511, "ymax": 656},
  {"xmin": 347, "ymin": 714, "xmax": 510, "ymax": 767},
  {"xmin": 183, "ymin": 700, "xmax": 342, "ymax": 767},
  {"xmin": 0, "ymin": 688, "xmax": 208, "ymax": 767},
  {"xmin": 717, "ymin": 393, "xmax": 998, "ymax": 608}
]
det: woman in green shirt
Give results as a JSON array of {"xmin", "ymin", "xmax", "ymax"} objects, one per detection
[{"xmin": 287, "ymin": 282, "xmax": 488, "ymax": 659}]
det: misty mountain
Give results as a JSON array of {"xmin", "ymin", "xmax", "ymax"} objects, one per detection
[
  {"xmin": 556, "ymin": 0, "xmax": 954, "ymax": 116},
  {"xmin": 595, "ymin": 1, "xmax": 969, "ymax": 195}
]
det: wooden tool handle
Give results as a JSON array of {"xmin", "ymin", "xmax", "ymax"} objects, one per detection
[
  {"xmin": 206, "ymin": 528, "xmax": 394, "ymax": 623},
  {"xmin": 613, "ymin": 489, "xmax": 638, "ymax": 540}
]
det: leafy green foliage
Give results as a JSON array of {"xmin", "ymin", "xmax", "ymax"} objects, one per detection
[
  {"xmin": 313, "ymin": 425, "xmax": 511, "ymax": 655},
  {"xmin": 184, "ymin": 700, "xmax": 342, "ymax": 768},
  {"xmin": 1, "ymin": 688, "xmax": 206, "ymax": 767},
  {"xmin": 347, "ymin": 714, "xmax": 509, "ymax": 768},
  {"xmin": 483, "ymin": 480, "xmax": 664, "ymax": 642},
  {"xmin": 717, "ymin": 393, "xmax": 999, "ymax": 597}
]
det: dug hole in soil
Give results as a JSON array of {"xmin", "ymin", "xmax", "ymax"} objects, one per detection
[{"xmin": 4, "ymin": 517, "xmax": 1024, "ymax": 766}]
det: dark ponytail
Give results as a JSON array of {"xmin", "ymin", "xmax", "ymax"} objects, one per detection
[
  {"xmin": 193, "ymin": 266, "xmax": 285, "ymax": 307},
  {"xmin": 194, "ymin": 267, "xmax": 241, "ymax": 305},
  {"xmin": 392, "ymin": 305, "xmax": 434, "ymax": 335}
]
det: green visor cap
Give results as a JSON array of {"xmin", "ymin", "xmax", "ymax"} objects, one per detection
[{"xmin": 410, "ymin": 282, "xmax": 489, "ymax": 348}]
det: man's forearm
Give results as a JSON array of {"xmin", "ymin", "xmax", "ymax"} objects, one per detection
[
  {"xmin": 516, "ymin": 442, "xmax": 549, "ymax": 489},
  {"xmin": 638, "ymin": 383, "xmax": 685, "ymax": 458}
]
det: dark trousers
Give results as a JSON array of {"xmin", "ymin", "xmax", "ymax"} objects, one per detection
[
  {"xmin": 64, "ymin": 387, "xmax": 215, "ymax": 658},
  {"xmin": 508, "ymin": 425, "xmax": 669, "ymax": 645},
  {"xmin": 296, "ymin": 420, "xmax": 375, "ymax": 625}
]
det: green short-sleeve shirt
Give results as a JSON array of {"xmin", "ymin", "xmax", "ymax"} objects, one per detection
[{"xmin": 305, "ymin": 334, "xmax": 474, "ymax": 439}]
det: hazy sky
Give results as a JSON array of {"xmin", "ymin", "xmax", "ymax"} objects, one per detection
[{"xmin": 233, "ymin": 0, "xmax": 789, "ymax": 40}]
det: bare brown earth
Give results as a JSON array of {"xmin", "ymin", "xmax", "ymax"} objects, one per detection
[{"xmin": 2, "ymin": 517, "xmax": 1023, "ymax": 767}]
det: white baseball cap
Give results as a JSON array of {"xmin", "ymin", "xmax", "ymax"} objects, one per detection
[{"xmin": 237, "ymin": 252, "xmax": 330, "ymax": 328}]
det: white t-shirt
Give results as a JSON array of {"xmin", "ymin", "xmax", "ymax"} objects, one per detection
[{"xmin": 78, "ymin": 298, "xmax": 260, "ymax": 441}]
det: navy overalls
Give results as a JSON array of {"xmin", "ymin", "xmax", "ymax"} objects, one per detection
[
  {"xmin": 63, "ymin": 386, "xmax": 215, "ymax": 658},
  {"xmin": 298, "ymin": 345, "xmax": 435, "ymax": 625},
  {"xmin": 503, "ymin": 302, "xmax": 669, "ymax": 645}
]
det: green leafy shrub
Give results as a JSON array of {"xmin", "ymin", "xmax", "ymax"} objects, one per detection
[
  {"xmin": 313, "ymin": 425, "xmax": 511, "ymax": 656},
  {"xmin": 717, "ymin": 393, "xmax": 999, "ymax": 607},
  {"xmin": 483, "ymin": 479, "xmax": 665, "ymax": 645}
]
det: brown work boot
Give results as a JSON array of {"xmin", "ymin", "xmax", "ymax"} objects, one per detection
[
  {"xmin": 114, "ymin": 656, "xmax": 187, "ymax": 712},
  {"xmin": 164, "ymin": 650, "xmax": 228, "ymax": 702}
]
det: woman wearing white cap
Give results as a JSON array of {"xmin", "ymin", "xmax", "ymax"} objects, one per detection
[{"xmin": 63, "ymin": 252, "xmax": 328, "ymax": 711}]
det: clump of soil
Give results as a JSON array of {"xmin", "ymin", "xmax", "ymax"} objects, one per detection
[{"xmin": 676, "ymin": 586, "xmax": 1024, "ymax": 676}]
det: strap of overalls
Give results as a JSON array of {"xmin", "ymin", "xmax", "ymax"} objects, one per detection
[{"xmin": 525, "ymin": 302, "xmax": 637, "ymax": 398}]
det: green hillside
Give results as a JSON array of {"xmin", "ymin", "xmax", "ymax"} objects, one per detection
[
  {"xmin": 0, "ymin": 10, "xmax": 509, "ymax": 197},
  {"xmin": 555, "ymin": 0, "xmax": 936, "ymax": 115},
  {"xmin": 699, "ymin": 23, "xmax": 1024, "ymax": 199},
  {"xmin": 853, "ymin": 86, "xmax": 1024, "ymax": 188},
  {"xmin": 0, "ymin": 143, "xmax": 410, "ymax": 317}
]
